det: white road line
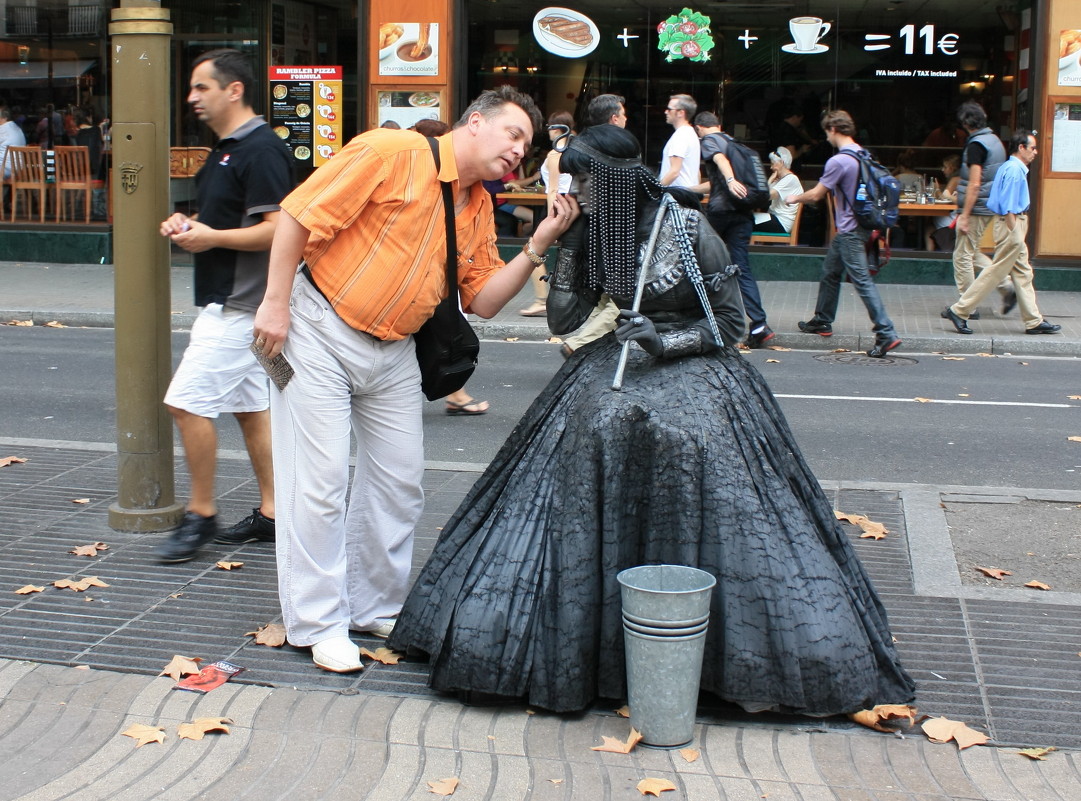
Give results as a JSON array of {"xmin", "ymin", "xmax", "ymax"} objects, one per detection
[{"xmin": 774, "ymin": 394, "xmax": 1076, "ymax": 409}]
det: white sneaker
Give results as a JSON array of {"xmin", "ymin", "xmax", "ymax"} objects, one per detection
[
  {"xmin": 367, "ymin": 619, "xmax": 396, "ymax": 639},
  {"xmin": 311, "ymin": 636, "xmax": 363, "ymax": 673}
]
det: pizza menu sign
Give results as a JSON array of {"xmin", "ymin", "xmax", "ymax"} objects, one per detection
[{"xmin": 268, "ymin": 66, "xmax": 343, "ymax": 168}]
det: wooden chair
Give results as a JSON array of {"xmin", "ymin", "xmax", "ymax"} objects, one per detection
[
  {"xmin": 54, "ymin": 146, "xmax": 94, "ymax": 223},
  {"xmin": 6, "ymin": 146, "xmax": 48, "ymax": 222},
  {"xmin": 749, "ymin": 204, "xmax": 803, "ymax": 246}
]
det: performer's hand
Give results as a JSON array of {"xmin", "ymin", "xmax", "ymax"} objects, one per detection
[{"xmin": 615, "ymin": 309, "xmax": 663, "ymax": 356}]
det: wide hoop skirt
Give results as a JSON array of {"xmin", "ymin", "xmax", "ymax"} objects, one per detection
[{"xmin": 389, "ymin": 337, "xmax": 915, "ymax": 714}]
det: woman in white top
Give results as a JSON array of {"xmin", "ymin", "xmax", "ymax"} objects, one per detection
[
  {"xmin": 508, "ymin": 111, "xmax": 577, "ymax": 316},
  {"xmin": 753, "ymin": 147, "xmax": 802, "ymax": 234}
]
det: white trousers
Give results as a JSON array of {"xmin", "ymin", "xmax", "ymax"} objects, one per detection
[{"xmin": 273, "ymin": 275, "xmax": 424, "ymax": 645}]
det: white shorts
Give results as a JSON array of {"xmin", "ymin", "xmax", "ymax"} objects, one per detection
[{"xmin": 163, "ymin": 304, "xmax": 269, "ymax": 418}]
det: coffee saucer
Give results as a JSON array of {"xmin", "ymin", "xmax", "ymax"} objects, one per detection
[{"xmin": 781, "ymin": 43, "xmax": 829, "ymax": 54}]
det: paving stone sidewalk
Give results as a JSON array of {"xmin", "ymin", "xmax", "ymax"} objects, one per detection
[{"xmin": 1, "ymin": 442, "xmax": 1079, "ymax": 800}]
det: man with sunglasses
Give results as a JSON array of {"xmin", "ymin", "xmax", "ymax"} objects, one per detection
[{"xmin": 659, "ymin": 94, "xmax": 700, "ymax": 188}]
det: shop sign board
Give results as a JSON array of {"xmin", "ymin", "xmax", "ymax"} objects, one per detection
[
  {"xmin": 269, "ymin": 66, "xmax": 343, "ymax": 168},
  {"xmin": 378, "ymin": 23, "xmax": 439, "ymax": 76},
  {"xmin": 377, "ymin": 90, "xmax": 442, "ymax": 130},
  {"xmin": 1058, "ymin": 30, "xmax": 1081, "ymax": 86}
]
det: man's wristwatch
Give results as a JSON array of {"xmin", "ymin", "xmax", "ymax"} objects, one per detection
[{"xmin": 522, "ymin": 239, "xmax": 547, "ymax": 267}]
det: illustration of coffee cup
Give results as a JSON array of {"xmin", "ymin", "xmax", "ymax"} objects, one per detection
[
  {"xmin": 317, "ymin": 145, "xmax": 334, "ymax": 159},
  {"xmin": 318, "ymin": 83, "xmax": 336, "ymax": 101},
  {"xmin": 317, "ymin": 104, "xmax": 335, "ymax": 121},
  {"xmin": 789, "ymin": 16, "xmax": 830, "ymax": 51},
  {"xmin": 317, "ymin": 124, "xmax": 334, "ymax": 140}
]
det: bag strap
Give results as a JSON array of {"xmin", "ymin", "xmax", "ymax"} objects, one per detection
[{"xmin": 426, "ymin": 136, "xmax": 459, "ymax": 300}]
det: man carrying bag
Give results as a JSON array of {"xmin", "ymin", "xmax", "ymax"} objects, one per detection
[{"xmin": 252, "ymin": 86, "xmax": 579, "ymax": 674}]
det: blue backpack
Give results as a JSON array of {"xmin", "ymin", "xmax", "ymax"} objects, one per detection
[{"xmin": 839, "ymin": 149, "xmax": 901, "ymax": 232}]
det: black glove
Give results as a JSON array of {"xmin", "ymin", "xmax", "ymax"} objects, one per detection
[{"xmin": 615, "ymin": 309, "xmax": 663, "ymax": 357}]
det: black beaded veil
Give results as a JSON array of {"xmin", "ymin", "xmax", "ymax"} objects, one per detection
[{"xmin": 559, "ymin": 125, "xmax": 665, "ymax": 298}]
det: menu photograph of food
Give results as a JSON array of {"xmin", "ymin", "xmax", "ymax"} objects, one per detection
[
  {"xmin": 532, "ymin": 7, "xmax": 599, "ymax": 58},
  {"xmin": 377, "ymin": 90, "xmax": 443, "ymax": 130},
  {"xmin": 269, "ymin": 66, "xmax": 343, "ymax": 168},
  {"xmin": 1059, "ymin": 30, "xmax": 1081, "ymax": 86},
  {"xmin": 378, "ymin": 22, "xmax": 439, "ymax": 76}
]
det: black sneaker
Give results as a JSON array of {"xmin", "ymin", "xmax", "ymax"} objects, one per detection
[
  {"xmin": 215, "ymin": 507, "xmax": 276, "ymax": 544},
  {"xmin": 941, "ymin": 307, "xmax": 979, "ymax": 320},
  {"xmin": 155, "ymin": 512, "xmax": 218, "ymax": 563},
  {"xmin": 745, "ymin": 326, "xmax": 776, "ymax": 349},
  {"xmin": 798, "ymin": 320, "xmax": 833, "ymax": 336},
  {"xmin": 867, "ymin": 338, "xmax": 902, "ymax": 358},
  {"xmin": 1025, "ymin": 320, "xmax": 1061, "ymax": 335}
]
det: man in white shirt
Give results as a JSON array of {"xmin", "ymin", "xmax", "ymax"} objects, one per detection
[
  {"xmin": 659, "ymin": 94, "xmax": 700, "ymax": 187},
  {"xmin": 0, "ymin": 106, "xmax": 27, "ymax": 179}
]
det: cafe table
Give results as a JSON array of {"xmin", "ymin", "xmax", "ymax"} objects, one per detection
[
  {"xmin": 898, "ymin": 200, "xmax": 956, "ymax": 248},
  {"xmin": 495, "ymin": 191, "xmax": 548, "ymax": 207}
]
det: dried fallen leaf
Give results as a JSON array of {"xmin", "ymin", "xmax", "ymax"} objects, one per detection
[
  {"xmin": 69, "ymin": 542, "xmax": 108, "ymax": 557},
  {"xmin": 679, "ymin": 747, "xmax": 700, "ymax": 763},
  {"xmin": 1068, "ymin": 395, "xmax": 1081, "ymax": 400},
  {"xmin": 767, "ymin": 345, "xmax": 791, "ymax": 351},
  {"xmin": 977, "ymin": 353, "xmax": 995, "ymax": 357},
  {"xmin": 360, "ymin": 646, "xmax": 401, "ymax": 665},
  {"xmin": 591, "ymin": 728, "xmax": 643, "ymax": 754},
  {"xmin": 941, "ymin": 356, "xmax": 965, "ymax": 361},
  {"xmin": 74, "ymin": 665, "xmax": 90, "ymax": 670},
  {"xmin": 548, "ymin": 778, "xmax": 564, "ymax": 784},
  {"xmin": 0, "ymin": 456, "xmax": 28, "ymax": 468},
  {"xmin": 1017, "ymin": 747, "xmax": 1056, "ymax": 760},
  {"xmin": 71, "ymin": 498, "xmax": 90, "ymax": 504},
  {"xmin": 637, "ymin": 778, "xmax": 677, "ymax": 796},
  {"xmin": 914, "ymin": 397, "xmax": 934, "ymax": 403},
  {"xmin": 975, "ymin": 566, "xmax": 1012, "ymax": 580},
  {"xmin": 1019, "ymin": 362, "xmax": 1029, "ymax": 366},
  {"xmin": 830, "ymin": 348, "xmax": 850, "ymax": 353},
  {"xmin": 427, "ymin": 777, "xmax": 459, "ymax": 796},
  {"xmin": 1024, "ymin": 580, "xmax": 1051, "ymax": 590},
  {"xmin": 43, "ymin": 320, "xmax": 66, "ymax": 328},
  {"xmin": 921, "ymin": 716, "xmax": 989, "ymax": 749},
  {"xmin": 245, "ymin": 622, "xmax": 287, "ymax": 647},
  {"xmin": 613, "ymin": 705, "xmax": 630, "ymax": 718},
  {"xmin": 764, "ymin": 358, "xmax": 781, "ymax": 363},
  {"xmin": 1068, "ymin": 437, "xmax": 1081, "ymax": 443},
  {"xmin": 849, "ymin": 704, "xmax": 918, "ymax": 732},
  {"xmin": 504, "ymin": 337, "xmax": 519, "ymax": 342},
  {"xmin": 14, "ymin": 584, "xmax": 44, "ymax": 594},
  {"xmin": 177, "ymin": 716, "xmax": 233, "ymax": 740},
  {"xmin": 6, "ymin": 319, "xmax": 33, "ymax": 326},
  {"xmin": 159, "ymin": 654, "xmax": 203, "ymax": 681},
  {"xmin": 835, "ymin": 510, "xmax": 889, "ymax": 540},
  {"xmin": 53, "ymin": 576, "xmax": 109, "ymax": 592},
  {"xmin": 215, "ymin": 561, "xmax": 244, "ymax": 570},
  {"xmin": 122, "ymin": 723, "xmax": 166, "ymax": 747}
]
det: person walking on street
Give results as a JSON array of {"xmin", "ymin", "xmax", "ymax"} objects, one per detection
[
  {"xmin": 942, "ymin": 130, "xmax": 1059, "ymax": 336},
  {"xmin": 252, "ymin": 86, "xmax": 579, "ymax": 675},
  {"xmin": 785, "ymin": 110, "xmax": 901, "ymax": 358},
  {"xmin": 949, "ymin": 101, "xmax": 1014, "ymax": 317},
  {"xmin": 659, "ymin": 94, "xmax": 700, "ymax": 188},
  {"xmin": 694, "ymin": 111, "xmax": 771, "ymax": 348},
  {"xmin": 155, "ymin": 49, "xmax": 294, "ymax": 563}
]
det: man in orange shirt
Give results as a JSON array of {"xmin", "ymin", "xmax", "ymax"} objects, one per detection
[{"xmin": 253, "ymin": 86, "xmax": 580, "ymax": 674}]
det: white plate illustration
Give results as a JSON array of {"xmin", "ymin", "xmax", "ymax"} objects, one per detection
[
  {"xmin": 533, "ymin": 7, "xmax": 599, "ymax": 58},
  {"xmin": 781, "ymin": 43, "xmax": 829, "ymax": 54}
]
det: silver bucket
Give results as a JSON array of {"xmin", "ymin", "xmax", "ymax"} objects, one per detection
[{"xmin": 616, "ymin": 564, "xmax": 716, "ymax": 748}]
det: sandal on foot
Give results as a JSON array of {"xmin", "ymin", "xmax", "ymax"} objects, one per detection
[{"xmin": 445, "ymin": 399, "xmax": 489, "ymax": 415}]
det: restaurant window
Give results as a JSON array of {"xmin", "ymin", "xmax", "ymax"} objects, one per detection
[
  {"xmin": 0, "ymin": 0, "xmax": 109, "ymax": 147},
  {"xmin": 465, "ymin": 0, "xmax": 1026, "ymax": 246}
]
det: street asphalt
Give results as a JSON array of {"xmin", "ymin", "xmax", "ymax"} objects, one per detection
[{"xmin": 1, "ymin": 258, "xmax": 1079, "ymax": 799}]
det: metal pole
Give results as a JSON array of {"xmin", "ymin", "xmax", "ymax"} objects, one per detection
[
  {"xmin": 107, "ymin": 0, "xmax": 184, "ymax": 532},
  {"xmin": 611, "ymin": 196, "xmax": 670, "ymax": 391}
]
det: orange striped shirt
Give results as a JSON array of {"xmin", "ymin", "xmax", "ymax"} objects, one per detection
[{"xmin": 281, "ymin": 129, "xmax": 503, "ymax": 340}]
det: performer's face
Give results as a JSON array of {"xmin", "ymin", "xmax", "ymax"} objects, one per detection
[{"xmin": 570, "ymin": 173, "xmax": 592, "ymax": 215}]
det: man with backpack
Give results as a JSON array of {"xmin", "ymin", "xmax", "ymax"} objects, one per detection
[
  {"xmin": 694, "ymin": 111, "xmax": 774, "ymax": 347},
  {"xmin": 785, "ymin": 110, "xmax": 901, "ymax": 358}
]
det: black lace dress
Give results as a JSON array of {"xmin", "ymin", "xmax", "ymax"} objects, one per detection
[{"xmin": 389, "ymin": 204, "xmax": 915, "ymax": 715}]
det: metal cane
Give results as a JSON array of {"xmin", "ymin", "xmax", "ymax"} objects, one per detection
[{"xmin": 612, "ymin": 195, "xmax": 672, "ymax": 391}]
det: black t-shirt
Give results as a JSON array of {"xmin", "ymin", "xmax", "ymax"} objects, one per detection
[
  {"xmin": 192, "ymin": 118, "xmax": 295, "ymax": 311},
  {"xmin": 963, "ymin": 140, "xmax": 988, "ymax": 168}
]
